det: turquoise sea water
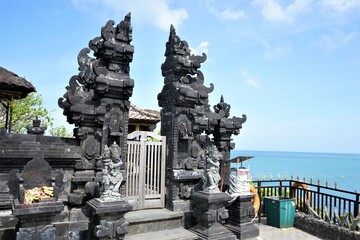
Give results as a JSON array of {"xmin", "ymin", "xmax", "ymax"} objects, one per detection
[{"xmin": 230, "ymin": 150, "xmax": 360, "ymax": 193}]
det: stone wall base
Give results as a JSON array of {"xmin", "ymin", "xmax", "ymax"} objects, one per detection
[{"xmin": 295, "ymin": 212, "xmax": 360, "ymax": 240}]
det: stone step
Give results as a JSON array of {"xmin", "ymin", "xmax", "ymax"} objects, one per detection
[
  {"xmin": 125, "ymin": 227, "xmax": 198, "ymax": 240},
  {"xmin": 125, "ymin": 208, "xmax": 190, "ymax": 236}
]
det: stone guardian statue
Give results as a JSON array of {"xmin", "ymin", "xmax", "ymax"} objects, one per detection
[
  {"xmin": 101, "ymin": 142, "xmax": 123, "ymax": 199},
  {"xmin": 201, "ymin": 145, "xmax": 222, "ymax": 192}
]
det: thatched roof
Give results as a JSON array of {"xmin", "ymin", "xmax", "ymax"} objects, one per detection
[{"xmin": 0, "ymin": 66, "xmax": 36, "ymax": 100}]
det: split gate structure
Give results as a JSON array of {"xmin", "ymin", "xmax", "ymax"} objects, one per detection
[
  {"xmin": 0, "ymin": 13, "xmax": 255, "ymax": 240},
  {"xmin": 125, "ymin": 131, "xmax": 166, "ymax": 210}
]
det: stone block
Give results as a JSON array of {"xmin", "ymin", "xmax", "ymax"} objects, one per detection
[
  {"xmin": 12, "ymin": 199, "xmax": 64, "ymax": 217},
  {"xmin": 53, "ymin": 206, "xmax": 70, "ymax": 222},
  {"xmin": 87, "ymin": 198, "xmax": 132, "ymax": 215},
  {"xmin": 54, "ymin": 222, "xmax": 70, "ymax": 239},
  {"xmin": 0, "ymin": 210, "xmax": 18, "ymax": 228},
  {"xmin": 69, "ymin": 221, "xmax": 89, "ymax": 232},
  {"xmin": 225, "ymin": 222, "xmax": 259, "ymax": 240},
  {"xmin": 70, "ymin": 207, "xmax": 89, "ymax": 222}
]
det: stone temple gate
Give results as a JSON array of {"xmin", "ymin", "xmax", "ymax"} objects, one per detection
[
  {"xmin": 0, "ymin": 13, "xmax": 258, "ymax": 240},
  {"xmin": 158, "ymin": 25, "xmax": 247, "ymax": 213}
]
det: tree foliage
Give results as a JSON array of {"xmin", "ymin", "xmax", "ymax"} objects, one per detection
[
  {"xmin": 49, "ymin": 126, "xmax": 73, "ymax": 138},
  {"xmin": 0, "ymin": 92, "xmax": 72, "ymax": 137},
  {"xmin": 0, "ymin": 93, "xmax": 52, "ymax": 133}
]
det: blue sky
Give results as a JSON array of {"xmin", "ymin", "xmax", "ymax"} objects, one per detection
[{"xmin": 1, "ymin": 0, "xmax": 359, "ymax": 154}]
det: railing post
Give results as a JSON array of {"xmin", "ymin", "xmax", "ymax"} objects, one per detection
[
  {"xmin": 138, "ymin": 131, "xmax": 147, "ymax": 209},
  {"xmin": 254, "ymin": 178, "xmax": 358, "ymax": 223},
  {"xmin": 316, "ymin": 184, "xmax": 321, "ymax": 216},
  {"xmin": 257, "ymin": 181, "xmax": 262, "ymax": 202},
  {"xmin": 160, "ymin": 136, "xmax": 166, "ymax": 208},
  {"xmin": 257, "ymin": 181, "xmax": 262, "ymax": 223},
  {"xmin": 355, "ymin": 193, "xmax": 359, "ymax": 218},
  {"xmin": 286, "ymin": 180, "xmax": 291, "ymax": 197}
]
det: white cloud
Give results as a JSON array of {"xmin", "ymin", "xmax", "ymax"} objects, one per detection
[
  {"xmin": 321, "ymin": 0, "xmax": 360, "ymax": 13},
  {"xmin": 252, "ymin": 0, "xmax": 311, "ymax": 24},
  {"xmin": 220, "ymin": 9, "xmax": 246, "ymax": 20},
  {"xmin": 190, "ymin": 41, "xmax": 210, "ymax": 56},
  {"xmin": 240, "ymin": 68, "xmax": 262, "ymax": 89},
  {"xmin": 318, "ymin": 30, "xmax": 358, "ymax": 50},
  {"xmin": 205, "ymin": 0, "xmax": 246, "ymax": 21},
  {"xmin": 71, "ymin": 0, "xmax": 188, "ymax": 31}
]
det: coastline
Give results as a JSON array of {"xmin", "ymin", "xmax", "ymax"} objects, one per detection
[{"xmin": 230, "ymin": 150, "xmax": 360, "ymax": 193}]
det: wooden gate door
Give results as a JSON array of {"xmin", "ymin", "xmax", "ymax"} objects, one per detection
[{"xmin": 125, "ymin": 131, "xmax": 166, "ymax": 210}]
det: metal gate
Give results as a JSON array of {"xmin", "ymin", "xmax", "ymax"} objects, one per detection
[{"xmin": 125, "ymin": 131, "xmax": 166, "ymax": 210}]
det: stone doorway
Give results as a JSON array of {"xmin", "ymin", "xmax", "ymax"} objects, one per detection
[{"xmin": 125, "ymin": 131, "xmax": 166, "ymax": 210}]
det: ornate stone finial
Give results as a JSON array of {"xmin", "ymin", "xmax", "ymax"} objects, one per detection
[
  {"xmin": 214, "ymin": 95, "xmax": 230, "ymax": 118},
  {"xmin": 165, "ymin": 24, "xmax": 188, "ymax": 58},
  {"xmin": 33, "ymin": 116, "xmax": 41, "ymax": 127},
  {"xmin": 170, "ymin": 24, "xmax": 176, "ymax": 34},
  {"xmin": 26, "ymin": 116, "xmax": 47, "ymax": 135},
  {"xmin": 101, "ymin": 20, "xmax": 116, "ymax": 42},
  {"xmin": 116, "ymin": 12, "xmax": 132, "ymax": 42},
  {"xmin": 159, "ymin": 24, "xmax": 211, "ymax": 107},
  {"xmin": 104, "ymin": 145, "xmax": 111, "ymax": 158}
]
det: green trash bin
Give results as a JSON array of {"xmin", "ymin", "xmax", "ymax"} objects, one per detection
[{"xmin": 264, "ymin": 196, "xmax": 296, "ymax": 228}]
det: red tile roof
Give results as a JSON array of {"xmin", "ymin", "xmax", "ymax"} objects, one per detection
[{"xmin": 129, "ymin": 104, "xmax": 160, "ymax": 123}]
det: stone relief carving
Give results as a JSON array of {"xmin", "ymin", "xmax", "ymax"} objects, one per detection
[
  {"xmin": 201, "ymin": 145, "xmax": 222, "ymax": 192},
  {"xmin": 101, "ymin": 143, "xmax": 123, "ymax": 199},
  {"xmin": 17, "ymin": 225, "xmax": 55, "ymax": 240},
  {"xmin": 94, "ymin": 218, "xmax": 129, "ymax": 240}
]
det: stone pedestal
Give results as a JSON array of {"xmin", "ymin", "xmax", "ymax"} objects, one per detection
[
  {"xmin": 12, "ymin": 199, "xmax": 64, "ymax": 240},
  {"xmin": 190, "ymin": 191, "xmax": 236, "ymax": 240},
  {"xmin": 225, "ymin": 194, "xmax": 259, "ymax": 239},
  {"xmin": 87, "ymin": 198, "xmax": 133, "ymax": 240}
]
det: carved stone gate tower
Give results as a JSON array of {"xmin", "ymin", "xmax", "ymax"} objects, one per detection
[
  {"xmin": 59, "ymin": 14, "xmax": 135, "ymax": 239},
  {"xmin": 59, "ymin": 14, "xmax": 134, "ymax": 171},
  {"xmin": 157, "ymin": 25, "xmax": 247, "ymax": 215}
]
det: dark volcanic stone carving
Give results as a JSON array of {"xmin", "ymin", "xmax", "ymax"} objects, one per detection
[
  {"xmin": 87, "ymin": 198, "xmax": 132, "ymax": 240},
  {"xmin": 10, "ymin": 155, "xmax": 64, "ymax": 239},
  {"xmin": 26, "ymin": 117, "xmax": 47, "ymax": 135},
  {"xmin": 58, "ymin": 13, "xmax": 134, "ymax": 169},
  {"xmin": 17, "ymin": 225, "xmax": 55, "ymax": 240},
  {"xmin": 100, "ymin": 143, "xmax": 124, "ymax": 200},
  {"xmin": 57, "ymin": 16, "xmax": 135, "ymax": 236},
  {"xmin": 21, "ymin": 155, "xmax": 52, "ymax": 189},
  {"xmin": 157, "ymin": 25, "xmax": 247, "ymax": 211},
  {"xmin": 201, "ymin": 145, "xmax": 222, "ymax": 192}
]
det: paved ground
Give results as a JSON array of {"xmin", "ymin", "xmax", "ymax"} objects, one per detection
[
  {"xmin": 251, "ymin": 219, "xmax": 322, "ymax": 240},
  {"xmin": 125, "ymin": 209, "xmax": 323, "ymax": 240}
]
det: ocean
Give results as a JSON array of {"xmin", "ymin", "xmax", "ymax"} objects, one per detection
[{"xmin": 230, "ymin": 150, "xmax": 360, "ymax": 194}]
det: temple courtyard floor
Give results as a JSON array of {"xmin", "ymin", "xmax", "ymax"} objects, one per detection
[{"xmin": 251, "ymin": 218, "xmax": 322, "ymax": 240}]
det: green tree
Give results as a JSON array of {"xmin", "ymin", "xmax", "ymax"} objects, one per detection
[
  {"xmin": 0, "ymin": 93, "xmax": 52, "ymax": 133},
  {"xmin": 0, "ymin": 92, "xmax": 72, "ymax": 137},
  {"xmin": 49, "ymin": 126, "xmax": 73, "ymax": 138}
]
